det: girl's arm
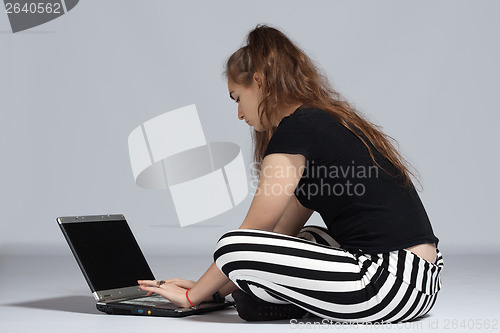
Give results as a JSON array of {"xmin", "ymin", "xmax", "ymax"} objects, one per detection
[
  {"xmin": 138, "ymin": 262, "xmax": 227, "ymax": 307},
  {"xmin": 139, "ymin": 153, "xmax": 306, "ymax": 307}
]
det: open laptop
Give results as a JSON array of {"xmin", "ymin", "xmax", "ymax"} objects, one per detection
[{"xmin": 57, "ymin": 214, "xmax": 234, "ymax": 317}]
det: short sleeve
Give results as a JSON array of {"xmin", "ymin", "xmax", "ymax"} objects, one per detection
[{"xmin": 263, "ymin": 111, "xmax": 316, "ymax": 161}]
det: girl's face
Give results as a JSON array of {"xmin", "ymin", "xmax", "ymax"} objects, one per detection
[{"xmin": 228, "ymin": 75, "xmax": 266, "ymax": 132}]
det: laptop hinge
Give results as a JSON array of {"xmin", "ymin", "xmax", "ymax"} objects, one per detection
[{"xmin": 94, "ymin": 286, "xmax": 148, "ymax": 303}]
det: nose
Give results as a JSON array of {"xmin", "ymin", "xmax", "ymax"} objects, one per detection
[{"xmin": 238, "ymin": 108, "xmax": 244, "ymax": 121}]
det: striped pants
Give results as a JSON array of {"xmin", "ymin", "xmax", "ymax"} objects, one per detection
[{"xmin": 214, "ymin": 226, "xmax": 444, "ymax": 323}]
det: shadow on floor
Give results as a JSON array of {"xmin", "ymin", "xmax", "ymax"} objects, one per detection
[
  {"xmin": 5, "ymin": 296, "xmax": 432, "ymax": 326},
  {"xmin": 6, "ymin": 296, "xmax": 102, "ymax": 315},
  {"xmin": 5, "ymin": 296, "xmax": 243, "ymax": 322}
]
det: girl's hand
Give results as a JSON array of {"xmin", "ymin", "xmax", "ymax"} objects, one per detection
[
  {"xmin": 165, "ymin": 279, "xmax": 214, "ymax": 302},
  {"xmin": 137, "ymin": 279, "xmax": 192, "ymax": 308},
  {"xmin": 162, "ymin": 278, "xmax": 196, "ymax": 290}
]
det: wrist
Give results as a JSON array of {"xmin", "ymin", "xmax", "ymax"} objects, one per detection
[{"xmin": 185, "ymin": 289, "xmax": 199, "ymax": 309}]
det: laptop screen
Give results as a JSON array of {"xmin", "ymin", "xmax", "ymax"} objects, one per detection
[{"xmin": 60, "ymin": 218, "xmax": 155, "ymax": 292}]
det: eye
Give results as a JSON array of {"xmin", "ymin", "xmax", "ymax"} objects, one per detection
[{"xmin": 235, "ymin": 97, "xmax": 240, "ymax": 103}]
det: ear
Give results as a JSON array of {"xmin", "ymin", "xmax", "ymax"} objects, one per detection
[{"xmin": 253, "ymin": 72, "xmax": 264, "ymax": 89}]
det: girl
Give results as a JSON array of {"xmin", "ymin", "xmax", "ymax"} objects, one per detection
[{"xmin": 138, "ymin": 25, "xmax": 443, "ymax": 324}]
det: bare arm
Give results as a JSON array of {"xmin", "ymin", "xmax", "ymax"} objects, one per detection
[
  {"xmin": 273, "ymin": 194, "xmax": 314, "ymax": 236},
  {"xmin": 139, "ymin": 153, "xmax": 308, "ymax": 306},
  {"xmin": 239, "ymin": 153, "xmax": 307, "ymax": 231}
]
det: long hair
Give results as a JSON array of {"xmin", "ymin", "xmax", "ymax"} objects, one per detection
[{"xmin": 225, "ymin": 24, "xmax": 421, "ymax": 191}]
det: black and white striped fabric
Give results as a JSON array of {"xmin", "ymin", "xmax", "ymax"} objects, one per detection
[{"xmin": 214, "ymin": 226, "xmax": 444, "ymax": 323}]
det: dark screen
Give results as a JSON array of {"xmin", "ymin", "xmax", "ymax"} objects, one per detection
[{"xmin": 61, "ymin": 219, "xmax": 155, "ymax": 292}]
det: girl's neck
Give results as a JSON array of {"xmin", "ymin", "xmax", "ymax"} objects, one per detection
[{"xmin": 272, "ymin": 103, "xmax": 303, "ymax": 128}]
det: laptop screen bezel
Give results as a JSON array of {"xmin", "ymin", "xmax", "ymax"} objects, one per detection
[{"xmin": 57, "ymin": 214, "xmax": 155, "ymax": 302}]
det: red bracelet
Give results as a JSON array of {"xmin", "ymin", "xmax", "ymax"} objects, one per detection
[{"xmin": 186, "ymin": 289, "xmax": 197, "ymax": 309}]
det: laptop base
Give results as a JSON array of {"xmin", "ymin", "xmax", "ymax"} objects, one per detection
[{"xmin": 97, "ymin": 301, "xmax": 235, "ymax": 317}]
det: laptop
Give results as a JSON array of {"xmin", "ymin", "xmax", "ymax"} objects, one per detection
[{"xmin": 57, "ymin": 214, "xmax": 234, "ymax": 317}]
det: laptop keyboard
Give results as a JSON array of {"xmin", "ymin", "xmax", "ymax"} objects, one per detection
[{"xmin": 119, "ymin": 295, "xmax": 174, "ymax": 307}]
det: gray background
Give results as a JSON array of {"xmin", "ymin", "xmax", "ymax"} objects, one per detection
[{"xmin": 1, "ymin": 0, "xmax": 498, "ymax": 257}]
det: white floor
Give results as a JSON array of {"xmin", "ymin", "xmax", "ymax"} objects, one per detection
[{"xmin": 1, "ymin": 253, "xmax": 499, "ymax": 333}]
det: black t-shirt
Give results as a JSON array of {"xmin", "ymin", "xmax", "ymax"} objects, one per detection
[{"xmin": 263, "ymin": 106, "xmax": 439, "ymax": 255}]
